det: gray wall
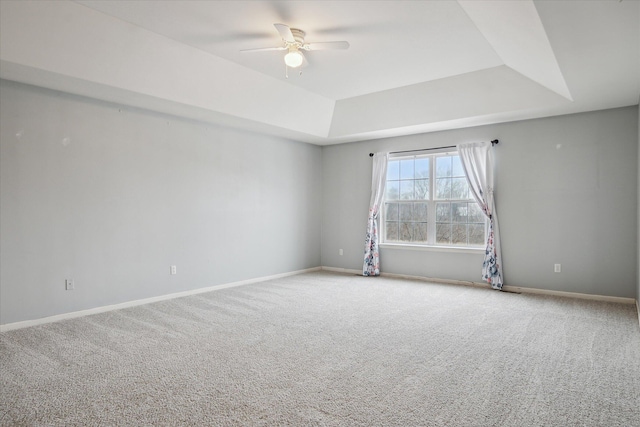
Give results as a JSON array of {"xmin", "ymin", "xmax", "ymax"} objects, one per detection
[
  {"xmin": 0, "ymin": 80, "xmax": 322, "ymax": 325},
  {"xmin": 1, "ymin": 78, "xmax": 638, "ymax": 327},
  {"xmin": 322, "ymin": 107, "xmax": 639, "ymax": 298}
]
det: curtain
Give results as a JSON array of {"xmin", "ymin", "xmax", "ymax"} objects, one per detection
[
  {"xmin": 457, "ymin": 142, "xmax": 503, "ymax": 289},
  {"xmin": 363, "ymin": 152, "xmax": 389, "ymax": 276}
]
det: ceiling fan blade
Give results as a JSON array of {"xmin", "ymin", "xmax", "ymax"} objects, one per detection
[
  {"xmin": 240, "ymin": 46, "xmax": 287, "ymax": 53},
  {"xmin": 274, "ymin": 23, "xmax": 295, "ymax": 43},
  {"xmin": 304, "ymin": 41, "xmax": 350, "ymax": 51}
]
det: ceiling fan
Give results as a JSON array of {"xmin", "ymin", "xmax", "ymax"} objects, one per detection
[{"xmin": 241, "ymin": 23, "xmax": 349, "ymax": 70}]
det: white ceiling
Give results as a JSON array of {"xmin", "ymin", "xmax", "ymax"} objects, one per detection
[{"xmin": 1, "ymin": 1, "xmax": 638, "ymax": 145}]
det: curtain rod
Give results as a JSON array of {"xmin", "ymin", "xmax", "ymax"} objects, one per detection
[{"xmin": 368, "ymin": 139, "xmax": 499, "ymax": 157}]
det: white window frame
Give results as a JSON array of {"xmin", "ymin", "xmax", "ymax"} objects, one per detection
[{"xmin": 380, "ymin": 150, "xmax": 487, "ymax": 252}]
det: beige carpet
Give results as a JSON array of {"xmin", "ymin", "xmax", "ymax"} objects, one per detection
[{"xmin": 1, "ymin": 271, "xmax": 639, "ymax": 426}]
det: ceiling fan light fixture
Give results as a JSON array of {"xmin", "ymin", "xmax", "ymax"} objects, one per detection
[
  {"xmin": 243, "ymin": 24, "xmax": 349, "ymax": 74},
  {"xmin": 284, "ymin": 49, "xmax": 303, "ymax": 68}
]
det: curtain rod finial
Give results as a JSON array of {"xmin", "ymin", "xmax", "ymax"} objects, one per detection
[
  {"xmin": 369, "ymin": 153, "xmax": 374, "ymax": 157},
  {"xmin": 491, "ymin": 139, "xmax": 499, "ymax": 146}
]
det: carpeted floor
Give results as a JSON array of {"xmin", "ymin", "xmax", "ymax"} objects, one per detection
[{"xmin": 1, "ymin": 270, "xmax": 639, "ymax": 426}]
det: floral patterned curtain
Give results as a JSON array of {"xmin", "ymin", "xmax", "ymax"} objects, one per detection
[
  {"xmin": 363, "ymin": 152, "xmax": 389, "ymax": 276},
  {"xmin": 457, "ymin": 142, "xmax": 503, "ymax": 289}
]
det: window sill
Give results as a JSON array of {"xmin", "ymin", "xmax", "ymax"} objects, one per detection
[{"xmin": 379, "ymin": 243, "xmax": 485, "ymax": 254}]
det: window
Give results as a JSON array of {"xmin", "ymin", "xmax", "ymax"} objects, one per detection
[{"xmin": 383, "ymin": 152, "xmax": 486, "ymax": 248}]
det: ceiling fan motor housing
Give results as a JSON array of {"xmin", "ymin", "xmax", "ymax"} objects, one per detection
[{"xmin": 289, "ymin": 29, "xmax": 306, "ymax": 46}]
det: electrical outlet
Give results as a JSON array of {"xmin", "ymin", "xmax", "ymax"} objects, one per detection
[
  {"xmin": 554, "ymin": 264, "xmax": 561, "ymax": 273},
  {"xmin": 65, "ymin": 279, "xmax": 74, "ymax": 290},
  {"xmin": 170, "ymin": 265, "xmax": 177, "ymax": 275},
  {"xmin": 339, "ymin": 249, "xmax": 343, "ymax": 256}
]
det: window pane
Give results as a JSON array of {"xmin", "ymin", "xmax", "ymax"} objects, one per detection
[
  {"xmin": 385, "ymin": 203, "xmax": 399, "ymax": 221},
  {"xmin": 413, "ymin": 202, "xmax": 428, "ymax": 222},
  {"xmin": 451, "ymin": 177, "xmax": 469, "ymax": 199},
  {"xmin": 452, "ymin": 156, "xmax": 465, "ymax": 177},
  {"xmin": 399, "ymin": 222, "xmax": 412, "ymax": 241},
  {"xmin": 399, "ymin": 159, "xmax": 414, "ymax": 179},
  {"xmin": 436, "ymin": 223, "xmax": 451, "ymax": 244},
  {"xmin": 386, "ymin": 222, "xmax": 399, "ymax": 242},
  {"xmin": 387, "ymin": 160, "xmax": 400, "ymax": 181},
  {"xmin": 384, "ymin": 153, "xmax": 486, "ymax": 248},
  {"xmin": 468, "ymin": 202, "xmax": 485, "ymax": 223},
  {"xmin": 436, "ymin": 202, "xmax": 451, "ymax": 222},
  {"xmin": 386, "ymin": 181, "xmax": 399, "ymax": 200},
  {"xmin": 415, "ymin": 158, "xmax": 429, "ymax": 178},
  {"xmin": 400, "ymin": 180, "xmax": 414, "ymax": 199},
  {"xmin": 412, "ymin": 223, "xmax": 428, "ymax": 243},
  {"xmin": 452, "ymin": 202, "xmax": 468, "ymax": 223},
  {"xmin": 436, "ymin": 178, "xmax": 451, "ymax": 199},
  {"xmin": 436, "ymin": 156, "xmax": 452, "ymax": 178},
  {"xmin": 468, "ymin": 224, "xmax": 485, "ymax": 246},
  {"xmin": 415, "ymin": 179, "xmax": 429, "ymax": 199},
  {"xmin": 399, "ymin": 203, "xmax": 413, "ymax": 221},
  {"xmin": 452, "ymin": 224, "xmax": 467, "ymax": 245}
]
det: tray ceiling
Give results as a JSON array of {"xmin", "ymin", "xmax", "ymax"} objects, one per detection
[{"xmin": 1, "ymin": 1, "xmax": 638, "ymax": 145}]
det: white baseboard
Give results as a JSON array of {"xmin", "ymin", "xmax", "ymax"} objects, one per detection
[
  {"xmin": 321, "ymin": 266, "xmax": 362, "ymax": 275},
  {"xmin": 3, "ymin": 266, "xmax": 634, "ymax": 332},
  {"xmin": 0, "ymin": 267, "xmax": 321, "ymax": 333},
  {"xmin": 321, "ymin": 266, "xmax": 637, "ymax": 305},
  {"xmin": 502, "ymin": 285, "xmax": 636, "ymax": 305}
]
